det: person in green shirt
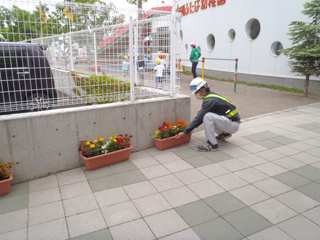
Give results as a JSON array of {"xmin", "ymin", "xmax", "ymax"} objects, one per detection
[{"xmin": 189, "ymin": 42, "xmax": 201, "ymax": 78}]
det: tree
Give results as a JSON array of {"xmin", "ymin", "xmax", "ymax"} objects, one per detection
[{"xmin": 280, "ymin": 0, "xmax": 320, "ymax": 97}]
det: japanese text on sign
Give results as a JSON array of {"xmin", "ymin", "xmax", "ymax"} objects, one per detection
[{"xmin": 179, "ymin": 0, "xmax": 226, "ymax": 16}]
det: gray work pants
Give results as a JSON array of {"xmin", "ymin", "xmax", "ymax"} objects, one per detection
[{"xmin": 203, "ymin": 112, "xmax": 240, "ymax": 145}]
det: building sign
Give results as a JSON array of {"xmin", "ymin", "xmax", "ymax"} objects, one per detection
[{"xmin": 179, "ymin": 0, "xmax": 226, "ymax": 16}]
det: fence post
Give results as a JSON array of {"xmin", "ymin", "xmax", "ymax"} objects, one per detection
[
  {"xmin": 129, "ymin": 16, "xmax": 135, "ymax": 101},
  {"xmin": 93, "ymin": 33, "xmax": 98, "ymax": 75},
  {"xmin": 69, "ymin": 33, "xmax": 74, "ymax": 71},
  {"xmin": 234, "ymin": 58, "xmax": 238, "ymax": 93},
  {"xmin": 202, "ymin": 57, "xmax": 205, "ymax": 79}
]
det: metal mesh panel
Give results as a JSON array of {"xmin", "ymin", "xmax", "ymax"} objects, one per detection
[{"xmin": 0, "ymin": 0, "xmax": 181, "ymax": 113}]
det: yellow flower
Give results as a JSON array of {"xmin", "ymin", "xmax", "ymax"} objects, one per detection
[
  {"xmin": 99, "ymin": 138, "xmax": 104, "ymax": 141},
  {"xmin": 113, "ymin": 139, "xmax": 117, "ymax": 143},
  {"xmin": 90, "ymin": 144, "xmax": 95, "ymax": 148},
  {"xmin": 94, "ymin": 139, "xmax": 98, "ymax": 143},
  {"xmin": 86, "ymin": 141, "xmax": 90, "ymax": 145},
  {"xmin": 114, "ymin": 134, "xmax": 118, "ymax": 138},
  {"xmin": 110, "ymin": 137, "xmax": 113, "ymax": 140}
]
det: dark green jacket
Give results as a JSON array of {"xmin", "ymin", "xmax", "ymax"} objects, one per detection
[{"xmin": 190, "ymin": 48, "xmax": 201, "ymax": 62}]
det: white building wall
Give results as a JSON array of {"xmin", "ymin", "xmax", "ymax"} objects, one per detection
[{"xmin": 173, "ymin": 0, "xmax": 311, "ymax": 79}]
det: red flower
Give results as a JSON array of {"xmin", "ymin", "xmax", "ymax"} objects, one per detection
[
  {"xmin": 118, "ymin": 138, "xmax": 124, "ymax": 143},
  {"xmin": 163, "ymin": 122, "xmax": 166, "ymax": 127}
]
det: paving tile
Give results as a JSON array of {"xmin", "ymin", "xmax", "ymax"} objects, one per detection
[
  {"xmin": 311, "ymin": 161, "xmax": 320, "ymax": 170},
  {"xmin": 302, "ymin": 137, "xmax": 320, "ymax": 147},
  {"xmin": 219, "ymin": 159, "xmax": 250, "ymax": 172},
  {"xmin": 291, "ymin": 152, "xmax": 320, "ymax": 164},
  {"xmin": 307, "ymin": 147, "xmax": 320, "ymax": 158},
  {"xmin": 150, "ymin": 174, "xmax": 184, "ymax": 192},
  {"xmin": 144, "ymin": 209, "xmax": 189, "ymax": 239},
  {"xmin": 200, "ymin": 150, "xmax": 233, "ymax": 162},
  {"xmin": 197, "ymin": 163, "xmax": 229, "ymax": 178},
  {"xmin": 29, "ymin": 175, "xmax": 58, "ymax": 193},
  {"xmin": 133, "ymin": 193, "xmax": 172, "ymax": 217},
  {"xmin": 4, "ymin": 182, "xmax": 28, "ymax": 198},
  {"xmin": 234, "ymin": 168, "xmax": 269, "ymax": 183},
  {"xmin": 60, "ymin": 181, "xmax": 92, "ymax": 200},
  {"xmin": 88, "ymin": 175, "xmax": 120, "ymax": 192},
  {"xmin": 253, "ymin": 178, "xmax": 292, "ymax": 197},
  {"xmin": 115, "ymin": 169, "xmax": 147, "ymax": 186},
  {"xmin": 174, "ymin": 169, "xmax": 208, "ymax": 184},
  {"xmin": 29, "ymin": 187, "xmax": 61, "ymax": 207},
  {"xmin": 296, "ymin": 182, "xmax": 320, "ymax": 202},
  {"xmin": 277, "ymin": 215, "xmax": 320, "ymax": 240},
  {"xmin": 123, "ymin": 181, "xmax": 158, "ymax": 200},
  {"xmin": 146, "ymin": 147, "xmax": 171, "ymax": 156},
  {"xmin": 188, "ymin": 179, "xmax": 225, "ymax": 199},
  {"xmin": 0, "ymin": 194, "xmax": 28, "ymax": 214},
  {"xmin": 129, "ymin": 150, "xmax": 150, "ymax": 160},
  {"xmin": 109, "ymin": 160, "xmax": 138, "ymax": 174},
  {"xmin": 275, "ymin": 190, "xmax": 320, "ymax": 213},
  {"xmin": 63, "ymin": 194, "xmax": 99, "ymax": 217},
  {"xmin": 109, "ymin": 218, "xmax": 155, "ymax": 240},
  {"xmin": 273, "ymin": 157, "xmax": 306, "ymax": 170},
  {"xmin": 101, "ymin": 201, "xmax": 141, "ymax": 227},
  {"xmin": 250, "ymin": 198, "xmax": 297, "ymax": 224},
  {"xmin": 94, "ymin": 187, "xmax": 130, "ymax": 208},
  {"xmin": 273, "ymin": 171, "xmax": 312, "ymax": 189},
  {"xmin": 247, "ymin": 226, "xmax": 294, "ymax": 240},
  {"xmin": 173, "ymin": 148, "xmax": 201, "ymax": 159},
  {"xmin": 0, "ymin": 228, "xmax": 27, "ymax": 240},
  {"xmin": 212, "ymin": 173, "xmax": 248, "ymax": 191},
  {"xmin": 302, "ymin": 206, "xmax": 320, "ymax": 226},
  {"xmin": 243, "ymin": 132, "xmax": 280, "ymax": 142},
  {"xmin": 295, "ymin": 122, "xmax": 320, "ymax": 131},
  {"xmin": 255, "ymin": 150, "xmax": 285, "ymax": 161},
  {"xmin": 140, "ymin": 164, "xmax": 171, "ymax": 179},
  {"xmin": 175, "ymin": 200, "xmax": 219, "ymax": 227},
  {"xmin": 230, "ymin": 185, "xmax": 270, "ymax": 206},
  {"xmin": 255, "ymin": 140, "xmax": 283, "ymax": 149},
  {"xmin": 272, "ymin": 145, "xmax": 301, "ymax": 156},
  {"xmin": 67, "ymin": 209, "xmax": 107, "ymax": 238},
  {"xmin": 272, "ymin": 136, "xmax": 297, "ymax": 145},
  {"xmin": 57, "ymin": 168, "xmax": 87, "ymax": 186},
  {"xmin": 224, "ymin": 207, "xmax": 273, "ymax": 237},
  {"xmin": 29, "ymin": 201, "xmax": 65, "ymax": 226},
  {"xmin": 163, "ymin": 160, "xmax": 193, "ymax": 173},
  {"xmin": 222, "ymin": 147, "xmax": 251, "ymax": 158},
  {"xmin": 286, "ymin": 141, "xmax": 316, "ymax": 151},
  {"xmin": 239, "ymin": 142, "xmax": 268, "ymax": 153},
  {"xmin": 83, "ymin": 166, "xmax": 112, "ymax": 180},
  {"xmin": 160, "ymin": 228, "xmax": 201, "ymax": 240},
  {"xmin": 192, "ymin": 217, "xmax": 244, "ymax": 240},
  {"xmin": 293, "ymin": 165, "xmax": 320, "ymax": 181},
  {"xmin": 254, "ymin": 162, "xmax": 288, "ymax": 176},
  {"xmin": 70, "ymin": 228, "xmax": 113, "ymax": 240},
  {"xmin": 237, "ymin": 154, "xmax": 268, "ymax": 166},
  {"xmin": 184, "ymin": 155, "xmax": 214, "ymax": 168},
  {"xmin": 153, "ymin": 151, "xmax": 181, "ymax": 164},
  {"xmin": 0, "ymin": 209, "xmax": 27, "ymax": 234},
  {"xmin": 28, "ymin": 218, "xmax": 69, "ymax": 240},
  {"xmin": 204, "ymin": 192, "xmax": 247, "ymax": 216},
  {"xmin": 161, "ymin": 186, "xmax": 200, "ymax": 208},
  {"xmin": 130, "ymin": 156, "xmax": 159, "ymax": 169}
]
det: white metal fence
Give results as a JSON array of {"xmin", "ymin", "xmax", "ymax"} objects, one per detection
[{"xmin": 0, "ymin": 0, "xmax": 181, "ymax": 113}]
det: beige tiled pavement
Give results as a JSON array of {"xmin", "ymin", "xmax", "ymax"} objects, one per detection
[{"xmin": 1, "ymin": 102, "xmax": 320, "ymax": 239}]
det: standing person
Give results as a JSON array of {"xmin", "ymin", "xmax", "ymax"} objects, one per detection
[
  {"xmin": 122, "ymin": 56, "xmax": 130, "ymax": 77},
  {"xmin": 153, "ymin": 58, "xmax": 165, "ymax": 89},
  {"xmin": 177, "ymin": 77, "xmax": 241, "ymax": 151},
  {"xmin": 190, "ymin": 43, "xmax": 201, "ymax": 78}
]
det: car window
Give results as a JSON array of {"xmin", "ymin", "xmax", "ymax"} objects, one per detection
[{"xmin": 0, "ymin": 46, "xmax": 28, "ymax": 69}]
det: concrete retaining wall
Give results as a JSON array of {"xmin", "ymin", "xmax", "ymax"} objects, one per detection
[{"xmin": 0, "ymin": 94, "xmax": 190, "ymax": 184}]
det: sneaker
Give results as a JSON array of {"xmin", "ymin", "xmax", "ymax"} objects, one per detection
[
  {"xmin": 216, "ymin": 133, "xmax": 232, "ymax": 141},
  {"xmin": 198, "ymin": 142, "xmax": 219, "ymax": 152}
]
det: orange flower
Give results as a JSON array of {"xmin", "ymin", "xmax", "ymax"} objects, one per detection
[
  {"xmin": 170, "ymin": 125, "xmax": 174, "ymax": 129},
  {"xmin": 184, "ymin": 123, "xmax": 188, "ymax": 127},
  {"xmin": 167, "ymin": 122, "xmax": 171, "ymax": 125},
  {"xmin": 177, "ymin": 123, "xmax": 182, "ymax": 127}
]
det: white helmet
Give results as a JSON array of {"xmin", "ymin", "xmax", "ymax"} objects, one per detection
[{"xmin": 190, "ymin": 77, "xmax": 207, "ymax": 94}]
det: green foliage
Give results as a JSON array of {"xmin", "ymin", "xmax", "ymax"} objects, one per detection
[
  {"xmin": 279, "ymin": 0, "xmax": 320, "ymax": 96},
  {"xmin": 154, "ymin": 120, "xmax": 188, "ymax": 139}
]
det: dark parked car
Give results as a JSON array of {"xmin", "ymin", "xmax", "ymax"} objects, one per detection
[{"xmin": 0, "ymin": 42, "xmax": 57, "ymax": 113}]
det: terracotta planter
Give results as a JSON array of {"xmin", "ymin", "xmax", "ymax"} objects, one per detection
[
  {"xmin": 0, "ymin": 174, "xmax": 13, "ymax": 197},
  {"xmin": 152, "ymin": 132, "xmax": 193, "ymax": 151},
  {"xmin": 80, "ymin": 146, "xmax": 133, "ymax": 171}
]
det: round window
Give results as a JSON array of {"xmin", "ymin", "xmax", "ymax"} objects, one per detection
[
  {"xmin": 206, "ymin": 34, "xmax": 215, "ymax": 52},
  {"xmin": 228, "ymin": 29, "xmax": 236, "ymax": 42},
  {"xmin": 197, "ymin": 46, "xmax": 201, "ymax": 53},
  {"xmin": 271, "ymin": 41, "xmax": 283, "ymax": 56},
  {"xmin": 246, "ymin": 19, "xmax": 261, "ymax": 40},
  {"xmin": 179, "ymin": 30, "xmax": 183, "ymax": 44},
  {"xmin": 185, "ymin": 44, "xmax": 188, "ymax": 53}
]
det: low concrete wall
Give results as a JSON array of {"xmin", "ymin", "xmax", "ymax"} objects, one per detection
[
  {"xmin": 0, "ymin": 94, "xmax": 190, "ymax": 183},
  {"xmin": 185, "ymin": 66, "xmax": 320, "ymax": 94}
]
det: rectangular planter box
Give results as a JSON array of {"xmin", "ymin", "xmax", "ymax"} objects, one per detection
[{"xmin": 152, "ymin": 132, "xmax": 192, "ymax": 151}]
